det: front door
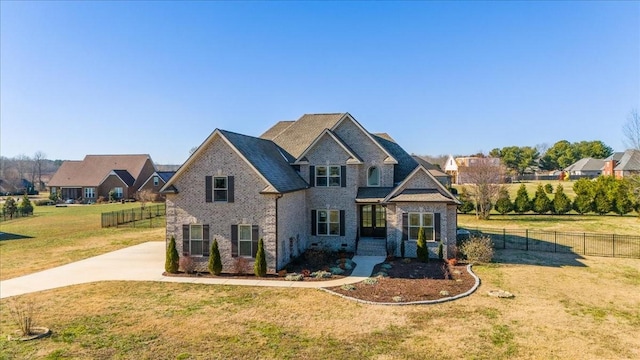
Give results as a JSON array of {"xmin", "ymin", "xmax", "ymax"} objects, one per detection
[{"xmin": 360, "ymin": 204, "xmax": 386, "ymax": 238}]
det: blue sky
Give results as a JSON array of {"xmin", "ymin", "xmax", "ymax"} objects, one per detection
[{"xmin": 1, "ymin": 1, "xmax": 638, "ymax": 165}]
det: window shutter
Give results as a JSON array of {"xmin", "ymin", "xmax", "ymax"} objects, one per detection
[
  {"xmin": 339, "ymin": 210, "xmax": 345, "ymax": 236},
  {"xmin": 402, "ymin": 213, "xmax": 408, "ymax": 241},
  {"xmin": 309, "ymin": 166, "xmax": 315, "ymax": 187},
  {"xmin": 203, "ymin": 224, "xmax": 210, "ymax": 256},
  {"xmin": 311, "ymin": 210, "xmax": 317, "ymax": 235},
  {"xmin": 434, "ymin": 213, "xmax": 441, "ymax": 242},
  {"xmin": 182, "ymin": 225, "xmax": 190, "ymax": 255},
  {"xmin": 252, "ymin": 225, "xmax": 259, "ymax": 258},
  {"xmin": 205, "ymin": 176, "xmax": 212, "ymax": 203},
  {"xmin": 231, "ymin": 225, "xmax": 238, "ymax": 257},
  {"xmin": 227, "ymin": 176, "xmax": 234, "ymax": 203},
  {"xmin": 341, "ymin": 166, "xmax": 346, "ymax": 187}
]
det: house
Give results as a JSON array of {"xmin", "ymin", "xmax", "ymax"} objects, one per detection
[
  {"xmin": 603, "ymin": 149, "xmax": 640, "ymax": 178},
  {"xmin": 48, "ymin": 155, "xmax": 156, "ymax": 202},
  {"xmin": 412, "ymin": 155, "xmax": 452, "ymax": 188},
  {"xmin": 564, "ymin": 158, "xmax": 605, "ymax": 177},
  {"xmin": 444, "ymin": 155, "xmax": 501, "ymax": 184},
  {"xmin": 138, "ymin": 171, "xmax": 176, "ymax": 201},
  {"xmin": 161, "ymin": 113, "xmax": 460, "ymax": 273}
]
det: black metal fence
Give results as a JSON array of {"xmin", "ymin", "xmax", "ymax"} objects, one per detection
[
  {"xmin": 101, "ymin": 204, "xmax": 166, "ymax": 228},
  {"xmin": 464, "ymin": 227, "xmax": 640, "ymax": 259}
]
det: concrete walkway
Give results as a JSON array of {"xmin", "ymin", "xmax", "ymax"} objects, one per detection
[{"xmin": 0, "ymin": 242, "xmax": 385, "ymax": 299}]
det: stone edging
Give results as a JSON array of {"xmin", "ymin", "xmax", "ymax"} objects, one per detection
[{"xmin": 318, "ymin": 264, "xmax": 481, "ymax": 306}]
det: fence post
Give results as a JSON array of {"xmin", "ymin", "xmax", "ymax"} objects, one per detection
[
  {"xmin": 612, "ymin": 234, "xmax": 615, "ymax": 257},
  {"xmin": 583, "ymin": 233, "xmax": 586, "ymax": 255},
  {"xmin": 526, "ymin": 229, "xmax": 529, "ymax": 251},
  {"xmin": 503, "ymin": 229, "xmax": 506, "ymax": 249},
  {"xmin": 554, "ymin": 231, "xmax": 557, "ymax": 253}
]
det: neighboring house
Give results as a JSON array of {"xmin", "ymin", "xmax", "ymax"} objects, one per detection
[
  {"xmin": 444, "ymin": 155, "xmax": 501, "ymax": 184},
  {"xmin": 161, "ymin": 113, "xmax": 460, "ymax": 273},
  {"xmin": 412, "ymin": 155, "xmax": 452, "ymax": 188},
  {"xmin": 48, "ymin": 155, "xmax": 156, "ymax": 202},
  {"xmin": 138, "ymin": 171, "xmax": 176, "ymax": 200},
  {"xmin": 604, "ymin": 149, "xmax": 640, "ymax": 179},
  {"xmin": 564, "ymin": 158, "xmax": 605, "ymax": 177}
]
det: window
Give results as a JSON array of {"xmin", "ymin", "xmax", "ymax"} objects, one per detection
[
  {"xmin": 189, "ymin": 224, "xmax": 204, "ymax": 255},
  {"xmin": 84, "ymin": 187, "xmax": 95, "ymax": 198},
  {"xmin": 408, "ymin": 212, "xmax": 434, "ymax": 241},
  {"xmin": 114, "ymin": 187, "xmax": 123, "ymax": 199},
  {"xmin": 153, "ymin": 176, "xmax": 159, "ymax": 186},
  {"xmin": 214, "ymin": 176, "xmax": 227, "ymax": 202},
  {"xmin": 316, "ymin": 166, "xmax": 341, "ymax": 187},
  {"xmin": 238, "ymin": 224, "xmax": 253, "ymax": 257},
  {"xmin": 317, "ymin": 209, "xmax": 340, "ymax": 236},
  {"xmin": 367, "ymin": 166, "xmax": 380, "ymax": 186}
]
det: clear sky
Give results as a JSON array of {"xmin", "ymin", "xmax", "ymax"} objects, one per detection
[{"xmin": 1, "ymin": 1, "xmax": 638, "ymax": 165}]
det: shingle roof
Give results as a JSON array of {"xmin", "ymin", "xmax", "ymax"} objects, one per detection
[
  {"xmin": 564, "ymin": 158, "xmax": 605, "ymax": 172},
  {"xmin": 48, "ymin": 155, "xmax": 152, "ymax": 187},
  {"xmin": 605, "ymin": 152, "xmax": 625, "ymax": 162},
  {"xmin": 265, "ymin": 113, "xmax": 346, "ymax": 158},
  {"xmin": 355, "ymin": 187, "xmax": 394, "ymax": 203},
  {"xmin": 371, "ymin": 134, "xmax": 418, "ymax": 184},
  {"xmin": 113, "ymin": 170, "xmax": 135, "ymax": 186},
  {"xmin": 615, "ymin": 149, "xmax": 640, "ymax": 171},
  {"xmin": 156, "ymin": 171, "xmax": 175, "ymax": 183},
  {"xmin": 219, "ymin": 130, "xmax": 308, "ymax": 193},
  {"xmin": 260, "ymin": 121, "xmax": 295, "ymax": 140},
  {"xmin": 412, "ymin": 156, "xmax": 449, "ymax": 178},
  {"xmin": 389, "ymin": 189, "xmax": 458, "ymax": 203}
]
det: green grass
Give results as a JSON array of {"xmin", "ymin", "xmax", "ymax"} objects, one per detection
[{"xmin": 0, "ymin": 202, "xmax": 164, "ymax": 280}]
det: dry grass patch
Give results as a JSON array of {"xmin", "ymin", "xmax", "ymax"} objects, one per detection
[{"xmin": 1, "ymin": 251, "xmax": 638, "ymax": 359}]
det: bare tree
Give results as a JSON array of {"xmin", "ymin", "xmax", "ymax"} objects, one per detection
[
  {"xmin": 462, "ymin": 157, "xmax": 505, "ymax": 220},
  {"xmin": 13, "ymin": 154, "xmax": 32, "ymax": 188},
  {"xmin": 623, "ymin": 108, "xmax": 640, "ymax": 150},
  {"xmin": 33, "ymin": 151, "xmax": 46, "ymax": 191}
]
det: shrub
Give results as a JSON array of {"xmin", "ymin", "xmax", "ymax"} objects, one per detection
[
  {"xmin": 593, "ymin": 187, "xmax": 612, "ymax": 215},
  {"xmin": 459, "ymin": 235, "xmax": 494, "ymax": 264},
  {"xmin": 165, "ymin": 236, "xmax": 179, "ymax": 273},
  {"xmin": 494, "ymin": 188, "xmax": 513, "ymax": 215},
  {"xmin": 254, "ymin": 238, "xmax": 267, "ymax": 277},
  {"xmin": 612, "ymin": 181, "xmax": 633, "ymax": 216},
  {"xmin": 34, "ymin": 199, "xmax": 53, "ymax": 206},
  {"xmin": 416, "ymin": 227, "xmax": 429, "ymax": 262},
  {"xmin": 458, "ymin": 187, "xmax": 475, "ymax": 214},
  {"xmin": 513, "ymin": 184, "xmax": 531, "ymax": 213},
  {"xmin": 7, "ymin": 298, "xmax": 38, "ymax": 336},
  {"xmin": 208, "ymin": 239, "xmax": 222, "ymax": 275},
  {"xmin": 552, "ymin": 184, "xmax": 572, "ymax": 214},
  {"xmin": 544, "ymin": 183, "xmax": 554, "ymax": 194},
  {"xmin": 437, "ymin": 241, "xmax": 444, "ymax": 260},
  {"xmin": 179, "ymin": 256, "xmax": 196, "ymax": 274},
  {"xmin": 233, "ymin": 257, "xmax": 249, "ymax": 274},
  {"xmin": 303, "ymin": 248, "xmax": 331, "ymax": 267},
  {"xmin": 532, "ymin": 184, "xmax": 551, "ymax": 214},
  {"xmin": 573, "ymin": 194, "xmax": 593, "ymax": 214}
]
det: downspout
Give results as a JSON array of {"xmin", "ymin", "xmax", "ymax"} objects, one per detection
[{"xmin": 275, "ymin": 194, "xmax": 282, "ymax": 271}]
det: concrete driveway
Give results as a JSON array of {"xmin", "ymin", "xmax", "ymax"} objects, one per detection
[{"xmin": 0, "ymin": 242, "xmax": 385, "ymax": 299}]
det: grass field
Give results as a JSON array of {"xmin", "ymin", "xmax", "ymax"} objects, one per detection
[
  {"xmin": 0, "ymin": 251, "xmax": 638, "ymax": 359},
  {"xmin": 455, "ymin": 180, "xmax": 578, "ymax": 201},
  {"xmin": 0, "ymin": 202, "xmax": 164, "ymax": 280}
]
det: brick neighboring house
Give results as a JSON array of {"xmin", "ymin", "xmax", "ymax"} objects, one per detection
[
  {"xmin": 603, "ymin": 149, "xmax": 640, "ymax": 178},
  {"xmin": 48, "ymin": 155, "xmax": 156, "ymax": 202},
  {"xmin": 138, "ymin": 171, "xmax": 176, "ymax": 200},
  {"xmin": 564, "ymin": 158, "xmax": 605, "ymax": 177},
  {"xmin": 161, "ymin": 113, "xmax": 460, "ymax": 273}
]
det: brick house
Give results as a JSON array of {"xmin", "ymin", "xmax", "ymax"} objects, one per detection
[
  {"xmin": 161, "ymin": 113, "xmax": 460, "ymax": 273},
  {"xmin": 48, "ymin": 155, "xmax": 156, "ymax": 202}
]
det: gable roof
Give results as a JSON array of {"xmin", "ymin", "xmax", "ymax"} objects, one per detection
[
  {"xmin": 112, "ymin": 170, "xmax": 136, "ymax": 187},
  {"xmin": 48, "ymin": 155, "xmax": 153, "ymax": 187},
  {"xmin": 260, "ymin": 120, "xmax": 295, "ymax": 140},
  {"xmin": 294, "ymin": 129, "xmax": 363, "ymax": 165},
  {"xmin": 605, "ymin": 152, "xmax": 625, "ymax": 162},
  {"xmin": 162, "ymin": 129, "xmax": 308, "ymax": 194},
  {"xmin": 564, "ymin": 158, "xmax": 605, "ymax": 172},
  {"xmin": 137, "ymin": 171, "xmax": 175, "ymax": 191},
  {"xmin": 615, "ymin": 149, "xmax": 640, "ymax": 171},
  {"xmin": 371, "ymin": 133, "xmax": 418, "ymax": 184},
  {"xmin": 383, "ymin": 165, "xmax": 460, "ymax": 204},
  {"xmin": 412, "ymin": 155, "xmax": 449, "ymax": 178},
  {"xmin": 263, "ymin": 113, "xmax": 346, "ymax": 158}
]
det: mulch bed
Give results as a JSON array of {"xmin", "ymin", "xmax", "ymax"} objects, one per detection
[{"xmin": 327, "ymin": 258, "xmax": 476, "ymax": 303}]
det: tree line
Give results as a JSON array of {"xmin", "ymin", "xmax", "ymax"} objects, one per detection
[
  {"xmin": 458, "ymin": 176, "xmax": 640, "ymax": 217},
  {"xmin": 0, "ymin": 153, "xmax": 62, "ymax": 192}
]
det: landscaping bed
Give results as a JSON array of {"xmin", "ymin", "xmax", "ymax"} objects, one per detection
[{"xmin": 327, "ymin": 258, "xmax": 476, "ymax": 303}]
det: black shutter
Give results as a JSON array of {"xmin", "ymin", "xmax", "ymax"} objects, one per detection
[
  {"xmin": 203, "ymin": 224, "xmax": 210, "ymax": 256},
  {"xmin": 311, "ymin": 210, "xmax": 317, "ymax": 235},
  {"xmin": 434, "ymin": 213, "xmax": 441, "ymax": 242},
  {"xmin": 341, "ymin": 166, "xmax": 346, "ymax": 187},
  {"xmin": 252, "ymin": 225, "xmax": 259, "ymax": 258},
  {"xmin": 182, "ymin": 225, "xmax": 190, "ymax": 255},
  {"xmin": 402, "ymin": 213, "xmax": 408, "ymax": 241},
  {"xmin": 339, "ymin": 210, "xmax": 345, "ymax": 236},
  {"xmin": 231, "ymin": 225, "xmax": 238, "ymax": 257},
  {"xmin": 227, "ymin": 176, "xmax": 234, "ymax": 203},
  {"xmin": 309, "ymin": 166, "xmax": 315, "ymax": 187},
  {"xmin": 205, "ymin": 176, "xmax": 212, "ymax": 203}
]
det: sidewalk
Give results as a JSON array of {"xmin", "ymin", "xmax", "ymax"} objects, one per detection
[{"xmin": 0, "ymin": 242, "xmax": 385, "ymax": 299}]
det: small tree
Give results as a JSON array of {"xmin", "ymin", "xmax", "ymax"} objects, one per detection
[
  {"xmin": 573, "ymin": 195, "xmax": 593, "ymax": 214},
  {"xmin": 254, "ymin": 237, "xmax": 267, "ymax": 277},
  {"xmin": 612, "ymin": 183, "xmax": 633, "ymax": 216},
  {"xmin": 513, "ymin": 184, "xmax": 532, "ymax": 214},
  {"xmin": 165, "ymin": 236, "xmax": 179, "ymax": 273},
  {"xmin": 532, "ymin": 184, "xmax": 551, "ymax": 214},
  {"xmin": 494, "ymin": 188, "xmax": 513, "ymax": 215},
  {"xmin": 437, "ymin": 241, "xmax": 444, "ymax": 260},
  {"xmin": 416, "ymin": 227, "xmax": 429, "ymax": 262},
  {"xmin": 208, "ymin": 239, "xmax": 223, "ymax": 275},
  {"xmin": 544, "ymin": 183, "xmax": 554, "ymax": 194},
  {"xmin": 552, "ymin": 184, "xmax": 572, "ymax": 214},
  {"xmin": 457, "ymin": 187, "xmax": 475, "ymax": 214},
  {"xmin": 18, "ymin": 193, "xmax": 33, "ymax": 216},
  {"xmin": 109, "ymin": 190, "xmax": 117, "ymax": 202},
  {"xmin": 3, "ymin": 197, "xmax": 17, "ymax": 219},
  {"xmin": 593, "ymin": 187, "xmax": 612, "ymax": 215}
]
